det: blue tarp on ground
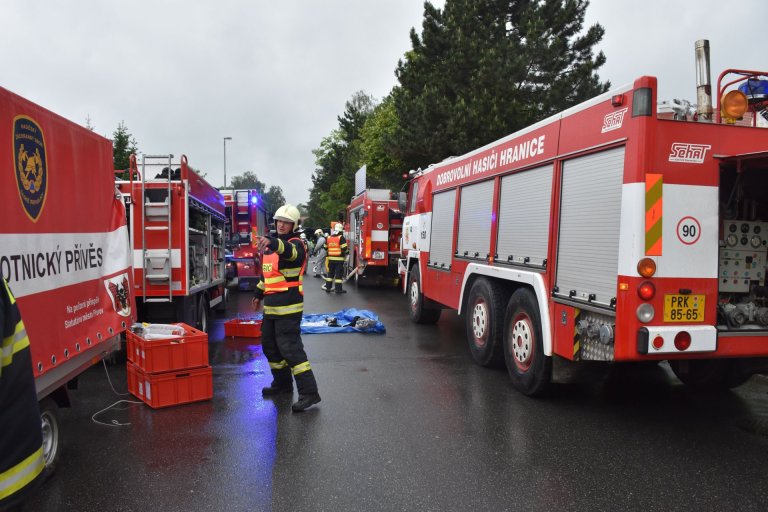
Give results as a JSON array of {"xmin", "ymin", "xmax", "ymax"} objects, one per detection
[
  {"xmin": 234, "ymin": 308, "xmax": 385, "ymax": 334},
  {"xmin": 300, "ymin": 308, "xmax": 385, "ymax": 334}
]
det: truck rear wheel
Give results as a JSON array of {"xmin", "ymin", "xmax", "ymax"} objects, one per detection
[
  {"xmin": 40, "ymin": 397, "xmax": 60, "ymax": 479},
  {"xmin": 408, "ymin": 265, "xmax": 440, "ymax": 324},
  {"xmin": 669, "ymin": 359, "xmax": 752, "ymax": 390},
  {"xmin": 465, "ymin": 278, "xmax": 506, "ymax": 367},
  {"xmin": 503, "ymin": 288, "xmax": 551, "ymax": 396}
]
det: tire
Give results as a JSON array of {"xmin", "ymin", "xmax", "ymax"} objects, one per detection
[
  {"xmin": 503, "ymin": 288, "xmax": 551, "ymax": 396},
  {"xmin": 669, "ymin": 359, "xmax": 752, "ymax": 390},
  {"xmin": 40, "ymin": 397, "xmax": 61, "ymax": 479},
  {"xmin": 407, "ymin": 265, "xmax": 441, "ymax": 324},
  {"xmin": 465, "ymin": 278, "xmax": 507, "ymax": 367},
  {"xmin": 196, "ymin": 295, "xmax": 210, "ymax": 333}
]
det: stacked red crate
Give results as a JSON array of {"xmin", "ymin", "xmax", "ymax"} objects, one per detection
[{"xmin": 126, "ymin": 323, "xmax": 213, "ymax": 408}]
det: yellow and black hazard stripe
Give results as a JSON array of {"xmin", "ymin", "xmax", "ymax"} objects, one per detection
[{"xmin": 573, "ymin": 308, "xmax": 582, "ymax": 361}]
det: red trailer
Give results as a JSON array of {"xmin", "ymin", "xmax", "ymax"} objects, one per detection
[
  {"xmin": 1, "ymin": 85, "xmax": 133, "ymax": 473},
  {"xmin": 399, "ymin": 42, "xmax": 768, "ymax": 395},
  {"xmin": 346, "ymin": 189, "xmax": 403, "ymax": 285},
  {"xmin": 117, "ymin": 154, "xmax": 226, "ymax": 332}
]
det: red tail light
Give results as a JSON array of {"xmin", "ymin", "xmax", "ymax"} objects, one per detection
[
  {"xmin": 674, "ymin": 331, "xmax": 691, "ymax": 351},
  {"xmin": 652, "ymin": 336, "xmax": 664, "ymax": 350},
  {"xmin": 638, "ymin": 281, "xmax": 656, "ymax": 300}
]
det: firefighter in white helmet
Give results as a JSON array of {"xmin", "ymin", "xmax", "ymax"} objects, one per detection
[
  {"xmin": 323, "ymin": 222, "xmax": 348, "ymax": 294},
  {"xmin": 251, "ymin": 204, "xmax": 320, "ymax": 412},
  {"xmin": 311, "ymin": 228, "xmax": 327, "ymax": 279}
]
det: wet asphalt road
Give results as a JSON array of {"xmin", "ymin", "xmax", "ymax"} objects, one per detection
[{"xmin": 25, "ymin": 276, "xmax": 768, "ymax": 512}]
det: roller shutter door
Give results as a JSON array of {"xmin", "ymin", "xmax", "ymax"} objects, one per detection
[
  {"xmin": 555, "ymin": 147, "xmax": 625, "ymax": 307},
  {"xmin": 428, "ymin": 190, "xmax": 456, "ymax": 269},
  {"xmin": 497, "ymin": 164, "xmax": 553, "ymax": 267},
  {"xmin": 456, "ymin": 180, "xmax": 494, "ymax": 260}
]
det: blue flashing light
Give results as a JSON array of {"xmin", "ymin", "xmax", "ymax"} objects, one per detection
[{"xmin": 251, "ymin": 196, "xmax": 259, "ymax": 205}]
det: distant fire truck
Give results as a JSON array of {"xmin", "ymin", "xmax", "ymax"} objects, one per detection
[
  {"xmin": 399, "ymin": 41, "xmax": 768, "ymax": 395},
  {"xmin": 221, "ymin": 189, "xmax": 269, "ymax": 291},
  {"xmin": 346, "ymin": 188, "xmax": 403, "ymax": 285},
  {"xmin": 117, "ymin": 155, "xmax": 226, "ymax": 332}
]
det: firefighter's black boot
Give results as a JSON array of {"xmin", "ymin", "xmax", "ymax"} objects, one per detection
[
  {"xmin": 291, "ymin": 393, "xmax": 321, "ymax": 412},
  {"xmin": 261, "ymin": 384, "xmax": 293, "ymax": 396},
  {"xmin": 262, "ymin": 368, "xmax": 292, "ymax": 396}
]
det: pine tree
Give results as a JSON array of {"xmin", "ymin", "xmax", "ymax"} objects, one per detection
[{"xmin": 391, "ymin": 0, "xmax": 609, "ymax": 171}]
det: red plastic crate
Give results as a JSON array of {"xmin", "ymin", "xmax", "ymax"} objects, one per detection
[
  {"xmin": 126, "ymin": 323, "xmax": 208, "ymax": 373},
  {"xmin": 127, "ymin": 362, "xmax": 213, "ymax": 409},
  {"xmin": 224, "ymin": 318, "xmax": 262, "ymax": 338}
]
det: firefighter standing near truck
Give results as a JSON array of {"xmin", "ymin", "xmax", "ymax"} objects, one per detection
[
  {"xmin": 251, "ymin": 204, "xmax": 321, "ymax": 412},
  {"xmin": 323, "ymin": 223, "xmax": 349, "ymax": 294},
  {"xmin": 312, "ymin": 229, "xmax": 327, "ymax": 279},
  {"xmin": 0, "ymin": 278, "xmax": 45, "ymax": 511}
]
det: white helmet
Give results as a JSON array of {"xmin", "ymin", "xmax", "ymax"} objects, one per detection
[
  {"xmin": 314, "ymin": 228, "xmax": 323, "ymax": 237},
  {"xmin": 273, "ymin": 204, "xmax": 300, "ymax": 230},
  {"xmin": 299, "ymin": 233, "xmax": 307, "ymax": 239},
  {"xmin": 333, "ymin": 223, "xmax": 343, "ymax": 235}
]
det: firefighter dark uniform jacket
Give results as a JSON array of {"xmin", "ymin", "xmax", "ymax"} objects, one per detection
[
  {"xmin": 254, "ymin": 233, "xmax": 307, "ymax": 317},
  {"xmin": 1, "ymin": 279, "xmax": 44, "ymax": 507},
  {"xmin": 326, "ymin": 234, "xmax": 348, "ymax": 261}
]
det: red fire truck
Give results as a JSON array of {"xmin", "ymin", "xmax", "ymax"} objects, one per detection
[
  {"xmin": 1, "ymin": 86, "xmax": 133, "ymax": 473},
  {"xmin": 346, "ymin": 189, "xmax": 403, "ymax": 285},
  {"xmin": 221, "ymin": 189, "xmax": 269, "ymax": 291},
  {"xmin": 399, "ymin": 41, "xmax": 768, "ymax": 395},
  {"xmin": 117, "ymin": 155, "xmax": 226, "ymax": 332}
]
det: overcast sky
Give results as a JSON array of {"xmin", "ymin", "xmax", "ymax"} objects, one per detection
[{"xmin": 1, "ymin": 1, "xmax": 765, "ymax": 206}]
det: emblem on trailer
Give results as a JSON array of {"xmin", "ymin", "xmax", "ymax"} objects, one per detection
[
  {"xmin": 601, "ymin": 108, "xmax": 628, "ymax": 133},
  {"xmin": 13, "ymin": 115, "xmax": 48, "ymax": 222},
  {"xmin": 105, "ymin": 273, "xmax": 132, "ymax": 317},
  {"xmin": 668, "ymin": 143, "xmax": 711, "ymax": 163}
]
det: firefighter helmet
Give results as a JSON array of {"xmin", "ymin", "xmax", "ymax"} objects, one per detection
[
  {"xmin": 273, "ymin": 204, "xmax": 300, "ymax": 230},
  {"xmin": 300, "ymin": 232, "xmax": 307, "ymax": 240},
  {"xmin": 333, "ymin": 223, "xmax": 343, "ymax": 235},
  {"xmin": 314, "ymin": 228, "xmax": 323, "ymax": 237}
]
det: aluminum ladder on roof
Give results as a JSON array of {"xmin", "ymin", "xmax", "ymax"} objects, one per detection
[{"xmin": 140, "ymin": 154, "xmax": 174, "ymax": 304}]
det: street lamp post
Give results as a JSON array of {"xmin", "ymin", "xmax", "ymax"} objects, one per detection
[{"xmin": 223, "ymin": 136, "xmax": 232, "ymax": 188}]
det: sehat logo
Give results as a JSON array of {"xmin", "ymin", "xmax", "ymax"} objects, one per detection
[{"xmin": 13, "ymin": 116, "xmax": 48, "ymax": 222}]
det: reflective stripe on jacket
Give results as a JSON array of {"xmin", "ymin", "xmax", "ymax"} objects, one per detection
[{"xmin": 1, "ymin": 279, "xmax": 44, "ymax": 505}]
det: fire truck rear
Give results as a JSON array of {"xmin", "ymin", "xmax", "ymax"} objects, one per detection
[
  {"xmin": 117, "ymin": 155, "xmax": 226, "ymax": 333},
  {"xmin": 399, "ymin": 41, "xmax": 768, "ymax": 395},
  {"xmin": 347, "ymin": 188, "xmax": 403, "ymax": 285},
  {"xmin": 221, "ymin": 189, "xmax": 269, "ymax": 291}
]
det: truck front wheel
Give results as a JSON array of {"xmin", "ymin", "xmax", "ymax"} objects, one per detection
[
  {"xmin": 503, "ymin": 288, "xmax": 551, "ymax": 396},
  {"xmin": 408, "ymin": 266, "xmax": 440, "ymax": 324}
]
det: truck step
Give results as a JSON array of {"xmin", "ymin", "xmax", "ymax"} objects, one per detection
[{"xmin": 145, "ymin": 274, "xmax": 170, "ymax": 281}]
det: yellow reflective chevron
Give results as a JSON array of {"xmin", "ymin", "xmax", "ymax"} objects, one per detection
[
  {"xmin": 2, "ymin": 323, "xmax": 29, "ymax": 368},
  {"xmin": 292, "ymin": 361, "xmax": 312, "ymax": 375},
  {"xmin": 269, "ymin": 360, "xmax": 288, "ymax": 370},
  {"xmin": 264, "ymin": 303, "xmax": 304, "ymax": 316},
  {"xmin": 0, "ymin": 446, "xmax": 44, "ymax": 500}
]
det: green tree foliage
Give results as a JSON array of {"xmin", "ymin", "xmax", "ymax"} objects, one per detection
[
  {"xmin": 359, "ymin": 95, "xmax": 407, "ymax": 191},
  {"xmin": 307, "ymin": 92, "xmax": 376, "ymax": 226},
  {"xmin": 391, "ymin": 0, "xmax": 610, "ymax": 171},
  {"xmin": 112, "ymin": 121, "xmax": 138, "ymax": 172},
  {"xmin": 229, "ymin": 171, "xmax": 266, "ymax": 194},
  {"xmin": 264, "ymin": 185, "xmax": 286, "ymax": 216}
]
